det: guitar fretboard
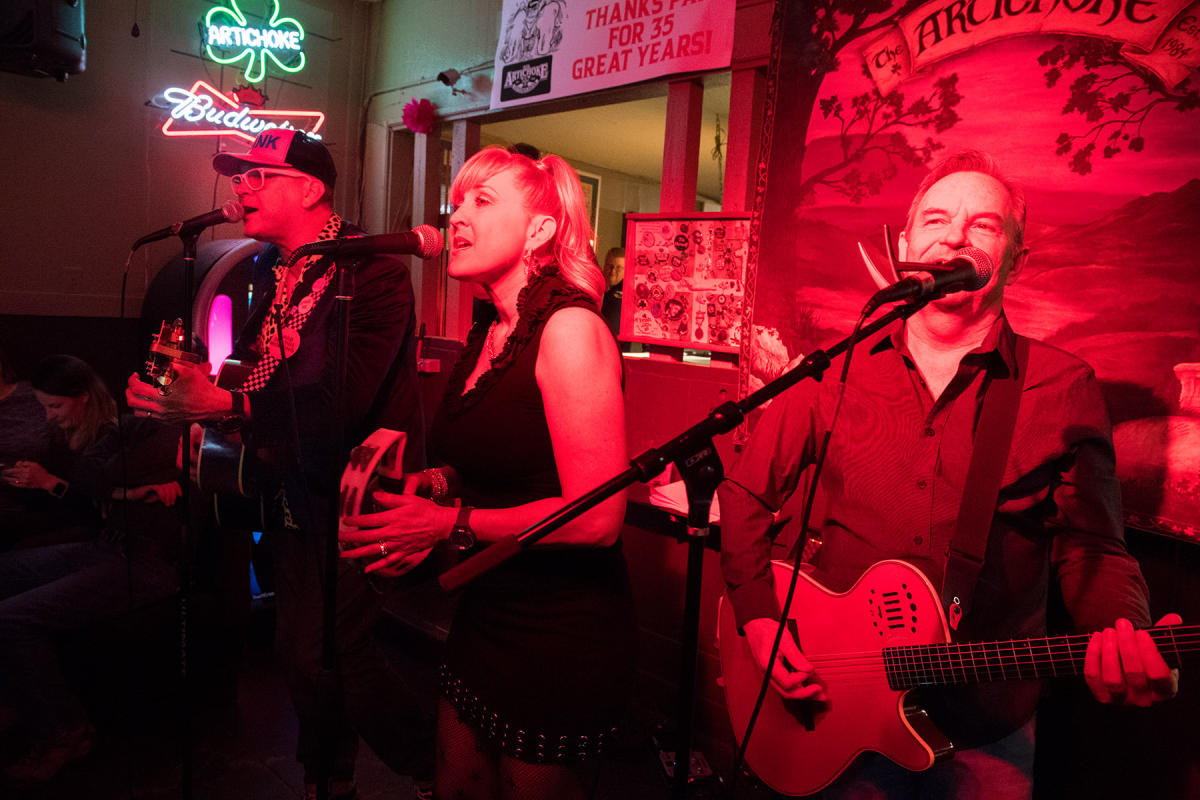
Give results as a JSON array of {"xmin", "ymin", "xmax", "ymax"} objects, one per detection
[{"xmin": 882, "ymin": 625, "xmax": 1199, "ymax": 690}]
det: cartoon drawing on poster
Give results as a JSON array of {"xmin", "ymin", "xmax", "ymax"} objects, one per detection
[
  {"xmin": 623, "ymin": 214, "xmax": 750, "ymax": 353},
  {"xmin": 499, "ymin": 0, "xmax": 567, "ymax": 64}
]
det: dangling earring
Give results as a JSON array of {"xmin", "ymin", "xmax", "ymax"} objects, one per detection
[{"xmin": 523, "ymin": 248, "xmax": 540, "ymax": 279}]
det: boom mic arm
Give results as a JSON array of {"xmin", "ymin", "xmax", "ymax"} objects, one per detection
[{"xmin": 289, "ymin": 225, "xmax": 444, "ymax": 261}]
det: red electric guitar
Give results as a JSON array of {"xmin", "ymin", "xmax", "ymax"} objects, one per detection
[{"xmin": 717, "ymin": 559, "xmax": 1196, "ymax": 797}]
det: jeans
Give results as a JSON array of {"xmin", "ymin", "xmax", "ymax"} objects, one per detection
[
  {"xmin": 819, "ymin": 718, "xmax": 1036, "ymax": 800},
  {"xmin": 0, "ymin": 539, "xmax": 178, "ymax": 743}
]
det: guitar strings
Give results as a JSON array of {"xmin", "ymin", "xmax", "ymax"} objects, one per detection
[{"xmin": 767, "ymin": 629, "xmax": 1200, "ymax": 686}]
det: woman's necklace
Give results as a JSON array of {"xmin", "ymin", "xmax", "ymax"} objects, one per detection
[{"xmin": 486, "ymin": 320, "xmax": 501, "ymax": 361}]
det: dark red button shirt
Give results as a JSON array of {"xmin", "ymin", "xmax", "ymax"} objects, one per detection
[{"xmin": 719, "ymin": 316, "xmax": 1150, "ymax": 640}]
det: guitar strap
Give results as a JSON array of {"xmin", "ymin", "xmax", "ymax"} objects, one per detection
[{"xmin": 941, "ymin": 334, "xmax": 1030, "ymax": 633}]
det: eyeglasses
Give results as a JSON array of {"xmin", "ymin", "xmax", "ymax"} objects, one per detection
[{"xmin": 230, "ymin": 167, "xmax": 307, "ymax": 191}]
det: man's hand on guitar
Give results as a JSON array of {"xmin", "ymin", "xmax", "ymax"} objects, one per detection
[
  {"xmin": 1084, "ymin": 614, "xmax": 1182, "ymax": 707},
  {"xmin": 743, "ymin": 617, "xmax": 828, "ymax": 702},
  {"xmin": 127, "ymin": 361, "xmax": 230, "ymax": 422}
]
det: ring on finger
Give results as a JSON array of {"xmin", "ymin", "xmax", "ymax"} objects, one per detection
[{"xmin": 379, "ymin": 541, "xmax": 389, "ymax": 557}]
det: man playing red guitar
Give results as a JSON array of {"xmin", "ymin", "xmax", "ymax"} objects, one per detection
[{"xmin": 718, "ymin": 150, "xmax": 1179, "ymax": 799}]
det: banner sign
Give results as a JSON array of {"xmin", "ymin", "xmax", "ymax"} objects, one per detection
[
  {"xmin": 154, "ymin": 80, "xmax": 325, "ymax": 141},
  {"xmin": 863, "ymin": 0, "xmax": 1200, "ymax": 94},
  {"xmin": 490, "ymin": 0, "xmax": 736, "ymax": 110}
]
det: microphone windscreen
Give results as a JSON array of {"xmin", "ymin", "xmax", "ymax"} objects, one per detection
[
  {"xmin": 955, "ymin": 246, "xmax": 993, "ymax": 290},
  {"xmin": 411, "ymin": 224, "xmax": 444, "ymax": 259},
  {"xmin": 221, "ymin": 200, "xmax": 245, "ymax": 223}
]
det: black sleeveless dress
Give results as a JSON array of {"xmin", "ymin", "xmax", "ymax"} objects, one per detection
[{"xmin": 430, "ymin": 267, "xmax": 637, "ymax": 763}]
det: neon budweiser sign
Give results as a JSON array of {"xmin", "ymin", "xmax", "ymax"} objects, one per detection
[{"xmin": 156, "ymin": 80, "xmax": 325, "ymax": 141}]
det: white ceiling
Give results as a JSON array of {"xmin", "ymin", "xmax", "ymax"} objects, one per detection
[{"xmin": 480, "ymin": 79, "xmax": 733, "ymax": 203}]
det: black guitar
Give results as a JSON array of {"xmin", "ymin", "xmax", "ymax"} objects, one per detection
[{"xmin": 144, "ymin": 320, "xmax": 267, "ymax": 529}]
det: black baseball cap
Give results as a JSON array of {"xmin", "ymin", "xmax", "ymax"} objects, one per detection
[{"xmin": 212, "ymin": 129, "xmax": 337, "ymax": 188}]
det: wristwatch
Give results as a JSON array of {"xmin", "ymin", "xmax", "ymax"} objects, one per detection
[
  {"xmin": 217, "ymin": 391, "xmax": 248, "ymax": 433},
  {"xmin": 448, "ymin": 505, "xmax": 477, "ymax": 550},
  {"xmin": 229, "ymin": 391, "xmax": 248, "ymax": 417},
  {"xmin": 50, "ymin": 480, "xmax": 69, "ymax": 499}
]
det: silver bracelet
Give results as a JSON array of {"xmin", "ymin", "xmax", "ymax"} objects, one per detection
[{"xmin": 426, "ymin": 467, "xmax": 450, "ymax": 503}]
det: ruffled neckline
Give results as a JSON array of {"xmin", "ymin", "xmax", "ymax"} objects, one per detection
[{"xmin": 441, "ymin": 265, "xmax": 595, "ymax": 419}]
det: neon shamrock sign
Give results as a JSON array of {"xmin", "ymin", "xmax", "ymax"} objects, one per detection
[{"xmin": 204, "ymin": 0, "xmax": 305, "ymax": 84}]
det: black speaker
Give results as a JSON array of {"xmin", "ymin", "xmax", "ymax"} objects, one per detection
[{"xmin": 0, "ymin": 0, "xmax": 86, "ymax": 82}]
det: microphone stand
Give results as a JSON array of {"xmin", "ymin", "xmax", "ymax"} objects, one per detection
[
  {"xmin": 130, "ymin": 224, "xmax": 216, "ymax": 799},
  {"xmin": 281, "ymin": 242, "xmax": 379, "ymax": 800},
  {"xmin": 312, "ymin": 255, "xmax": 355, "ymax": 800},
  {"xmin": 438, "ymin": 295, "xmax": 931, "ymax": 798},
  {"xmin": 177, "ymin": 230, "xmax": 200, "ymax": 800},
  {"xmin": 287, "ymin": 236, "xmax": 436, "ymax": 800}
]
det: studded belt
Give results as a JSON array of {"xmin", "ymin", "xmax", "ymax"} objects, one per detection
[{"xmin": 440, "ymin": 666, "xmax": 618, "ymax": 763}]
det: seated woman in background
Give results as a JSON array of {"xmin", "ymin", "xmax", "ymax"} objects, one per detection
[
  {"xmin": 340, "ymin": 145, "xmax": 636, "ymax": 800},
  {"xmin": 1, "ymin": 354, "xmax": 120, "ymax": 548},
  {"xmin": 0, "ymin": 355, "xmax": 183, "ymax": 783},
  {"xmin": 0, "ymin": 342, "xmax": 57, "ymax": 542}
]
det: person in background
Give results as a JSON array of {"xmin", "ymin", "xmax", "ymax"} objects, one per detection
[
  {"xmin": 600, "ymin": 246, "xmax": 625, "ymax": 336},
  {"xmin": 0, "ymin": 355, "xmax": 182, "ymax": 784},
  {"xmin": 0, "ymin": 342, "xmax": 57, "ymax": 544},
  {"xmin": 124, "ymin": 129, "xmax": 433, "ymax": 800},
  {"xmin": 340, "ymin": 145, "xmax": 636, "ymax": 800},
  {"xmin": 2, "ymin": 354, "xmax": 119, "ymax": 549}
]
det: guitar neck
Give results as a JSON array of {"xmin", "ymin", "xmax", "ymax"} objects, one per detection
[{"xmin": 883, "ymin": 625, "xmax": 1199, "ymax": 690}]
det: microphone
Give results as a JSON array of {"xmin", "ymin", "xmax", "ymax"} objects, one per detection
[
  {"xmin": 290, "ymin": 225, "xmax": 444, "ymax": 260},
  {"xmin": 865, "ymin": 246, "xmax": 994, "ymax": 313},
  {"xmin": 132, "ymin": 200, "xmax": 245, "ymax": 250}
]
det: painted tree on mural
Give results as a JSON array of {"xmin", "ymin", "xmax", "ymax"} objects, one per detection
[
  {"xmin": 808, "ymin": 75, "xmax": 960, "ymax": 204},
  {"xmin": 778, "ymin": 0, "xmax": 961, "ymax": 206},
  {"xmin": 1040, "ymin": 38, "xmax": 1200, "ymax": 175}
]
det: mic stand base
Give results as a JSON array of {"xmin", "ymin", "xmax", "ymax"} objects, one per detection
[{"xmin": 669, "ymin": 442, "xmax": 723, "ymax": 800}]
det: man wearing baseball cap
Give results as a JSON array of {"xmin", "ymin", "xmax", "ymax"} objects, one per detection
[{"xmin": 127, "ymin": 129, "xmax": 433, "ymax": 800}]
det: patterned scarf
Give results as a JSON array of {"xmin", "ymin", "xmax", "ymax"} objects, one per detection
[{"xmin": 239, "ymin": 213, "xmax": 343, "ymax": 392}]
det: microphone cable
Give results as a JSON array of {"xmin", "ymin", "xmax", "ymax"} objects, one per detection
[{"xmin": 727, "ymin": 304, "xmax": 873, "ymax": 798}]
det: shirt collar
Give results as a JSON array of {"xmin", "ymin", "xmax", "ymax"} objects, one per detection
[{"xmin": 870, "ymin": 314, "xmax": 1018, "ymax": 378}]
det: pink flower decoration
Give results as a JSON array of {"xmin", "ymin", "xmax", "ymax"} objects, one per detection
[{"xmin": 402, "ymin": 98, "xmax": 437, "ymax": 134}]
